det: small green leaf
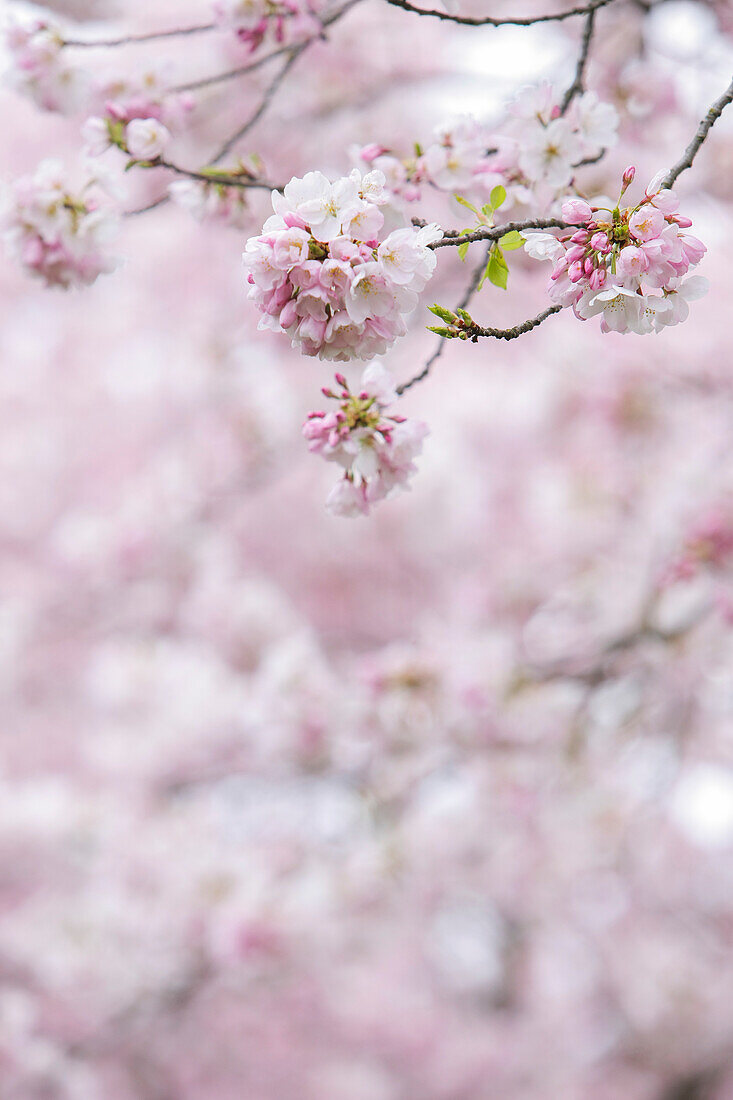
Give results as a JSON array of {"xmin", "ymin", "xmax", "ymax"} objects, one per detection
[
  {"xmin": 455, "ymin": 308, "xmax": 473, "ymax": 323},
  {"xmin": 455, "ymin": 195, "xmax": 480, "ymax": 216},
  {"xmin": 487, "ymin": 252, "xmax": 509, "ymax": 290},
  {"xmin": 499, "ymin": 230, "xmax": 524, "ymax": 251},
  {"xmin": 427, "ymin": 326, "xmax": 456, "ymax": 338},
  {"xmin": 490, "ymin": 185, "xmax": 507, "ymax": 211},
  {"xmin": 429, "ymin": 304, "xmax": 457, "ymax": 323},
  {"xmin": 457, "ymin": 241, "xmax": 470, "ymax": 261},
  {"xmin": 481, "ymin": 203, "xmax": 494, "ymax": 217},
  {"xmin": 414, "ymin": 142, "xmax": 423, "ymax": 157}
]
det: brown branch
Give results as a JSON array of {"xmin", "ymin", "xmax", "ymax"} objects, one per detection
[
  {"xmin": 661, "ymin": 74, "xmax": 733, "ymax": 189},
  {"xmin": 383, "ymin": 0, "xmax": 617, "ymax": 28},
  {"xmin": 428, "ymin": 218, "xmax": 568, "ymax": 249},
  {"xmin": 560, "ymin": 8, "xmax": 596, "ymax": 113},
  {"xmin": 470, "ymin": 304, "xmax": 562, "ymax": 340},
  {"xmin": 210, "ymin": 48, "xmax": 304, "ymax": 164},
  {"xmin": 155, "ymin": 160, "xmax": 279, "ymax": 190}
]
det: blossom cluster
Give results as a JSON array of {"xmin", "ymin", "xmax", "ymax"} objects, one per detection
[
  {"xmin": 352, "ymin": 87, "xmax": 618, "ymax": 214},
  {"xmin": 83, "ymin": 112, "xmax": 172, "ymax": 161},
  {"xmin": 302, "ymin": 363, "xmax": 428, "ymax": 516},
  {"xmin": 525, "ymin": 168, "xmax": 708, "ymax": 334},
  {"xmin": 213, "ymin": 0, "xmax": 326, "ymax": 51},
  {"xmin": 4, "ymin": 18, "xmax": 82, "ymax": 115},
  {"xmin": 81, "ymin": 69, "xmax": 195, "ymax": 162},
  {"xmin": 243, "ymin": 169, "xmax": 442, "ymax": 361},
  {"xmin": 1, "ymin": 159, "xmax": 119, "ymax": 289}
]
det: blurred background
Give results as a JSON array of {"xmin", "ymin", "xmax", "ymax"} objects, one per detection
[{"xmin": 2, "ymin": 0, "xmax": 733, "ymax": 1097}]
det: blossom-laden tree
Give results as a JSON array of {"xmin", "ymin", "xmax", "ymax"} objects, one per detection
[{"xmin": 2, "ymin": 0, "xmax": 733, "ymax": 1098}]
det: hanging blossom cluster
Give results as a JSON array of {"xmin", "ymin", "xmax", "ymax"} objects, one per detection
[
  {"xmin": 302, "ymin": 363, "xmax": 428, "ymax": 517},
  {"xmin": 243, "ymin": 169, "xmax": 442, "ymax": 361},
  {"xmin": 1, "ymin": 159, "xmax": 120, "ymax": 289},
  {"xmin": 4, "ymin": 18, "xmax": 82, "ymax": 115},
  {"xmin": 213, "ymin": 0, "xmax": 327, "ymax": 51},
  {"xmin": 524, "ymin": 168, "xmax": 708, "ymax": 334},
  {"xmin": 351, "ymin": 87, "xmax": 619, "ymax": 214}
]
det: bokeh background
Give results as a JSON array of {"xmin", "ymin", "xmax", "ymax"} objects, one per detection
[{"xmin": 2, "ymin": 0, "xmax": 733, "ymax": 1097}]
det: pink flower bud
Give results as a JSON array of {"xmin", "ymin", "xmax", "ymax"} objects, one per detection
[
  {"xmin": 589, "ymin": 267, "xmax": 606, "ymax": 290},
  {"xmin": 570, "ymin": 230, "xmax": 589, "ymax": 244},
  {"xmin": 561, "ymin": 198, "xmax": 593, "ymax": 225}
]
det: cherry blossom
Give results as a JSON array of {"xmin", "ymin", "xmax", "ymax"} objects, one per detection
[
  {"xmin": 303, "ymin": 363, "xmax": 428, "ymax": 514},
  {"xmin": 243, "ymin": 170, "xmax": 441, "ymax": 360},
  {"xmin": 1, "ymin": 158, "xmax": 119, "ymax": 289},
  {"xmin": 524, "ymin": 169, "xmax": 708, "ymax": 334}
]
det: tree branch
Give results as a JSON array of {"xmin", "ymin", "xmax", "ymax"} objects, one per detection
[
  {"xmin": 210, "ymin": 48, "xmax": 304, "ymax": 164},
  {"xmin": 469, "ymin": 304, "xmax": 562, "ymax": 340},
  {"xmin": 170, "ymin": 1, "xmax": 360, "ymax": 94},
  {"xmin": 62, "ymin": 24, "xmax": 216, "ymax": 48},
  {"xmin": 383, "ymin": 0, "xmax": 617, "ymax": 28},
  {"xmin": 661, "ymin": 74, "xmax": 733, "ymax": 189},
  {"xmin": 428, "ymin": 218, "xmax": 568, "ymax": 249},
  {"xmin": 560, "ymin": 8, "xmax": 596, "ymax": 113},
  {"xmin": 397, "ymin": 244, "xmax": 490, "ymax": 395}
]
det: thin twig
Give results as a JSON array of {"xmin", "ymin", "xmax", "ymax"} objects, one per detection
[
  {"xmin": 661, "ymin": 75, "xmax": 733, "ymax": 189},
  {"xmin": 470, "ymin": 304, "xmax": 562, "ymax": 340},
  {"xmin": 429, "ymin": 218, "xmax": 568, "ymax": 250},
  {"xmin": 560, "ymin": 8, "xmax": 596, "ymax": 113},
  {"xmin": 63, "ymin": 23, "xmax": 216, "ymax": 47},
  {"xmin": 397, "ymin": 245, "xmax": 490, "ymax": 395},
  {"xmin": 383, "ymin": 0, "xmax": 617, "ymax": 28},
  {"xmin": 210, "ymin": 48, "xmax": 304, "ymax": 164},
  {"xmin": 156, "ymin": 160, "xmax": 278, "ymax": 189},
  {"xmin": 171, "ymin": 45, "xmax": 292, "ymax": 94},
  {"xmin": 171, "ymin": 0, "xmax": 360, "ymax": 94}
]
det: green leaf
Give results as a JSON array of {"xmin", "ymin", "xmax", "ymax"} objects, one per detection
[
  {"xmin": 481, "ymin": 203, "xmax": 494, "ymax": 218},
  {"xmin": 457, "ymin": 241, "xmax": 470, "ymax": 261},
  {"xmin": 499, "ymin": 230, "xmax": 524, "ymax": 251},
  {"xmin": 487, "ymin": 252, "xmax": 509, "ymax": 290},
  {"xmin": 490, "ymin": 185, "xmax": 507, "ymax": 211},
  {"xmin": 455, "ymin": 308, "xmax": 472, "ymax": 323},
  {"xmin": 455, "ymin": 195, "xmax": 480, "ymax": 216},
  {"xmin": 427, "ymin": 326, "xmax": 456, "ymax": 338},
  {"xmin": 429, "ymin": 304, "xmax": 457, "ymax": 323}
]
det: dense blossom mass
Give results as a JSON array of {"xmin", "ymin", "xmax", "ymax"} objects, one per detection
[
  {"xmin": 1, "ymin": 158, "xmax": 119, "ymax": 289},
  {"xmin": 524, "ymin": 168, "xmax": 708, "ymax": 334},
  {"xmin": 243, "ymin": 169, "xmax": 442, "ymax": 360},
  {"xmin": 303, "ymin": 363, "xmax": 428, "ymax": 515},
  {"xmin": 352, "ymin": 86, "xmax": 619, "ymax": 214}
]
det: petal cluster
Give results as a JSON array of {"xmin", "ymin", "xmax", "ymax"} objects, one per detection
[
  {"xmin": 1, "ymin": 159, "xmax": 119, "ymax": 289},
  {"xmin": 352, "ymin": 88, "xmax": 618, "ymax": 213},
  {"xmin": 525, "ymin": 169, "xmax": 708, "ymax": 334},
  {"xmin": 4, "ymin": 18, "xmax": 82, "ymax": 115},
  {"xmin": 303, "ymin": 364, "xmax": 429, "ymax": 516},
  {"xmin": 243, "ymin": 170, "xmax": 442, "ymax": 361},
  {"xmin": 212, "ymin": 0, "xmax": 326, "ymax": 51}
]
